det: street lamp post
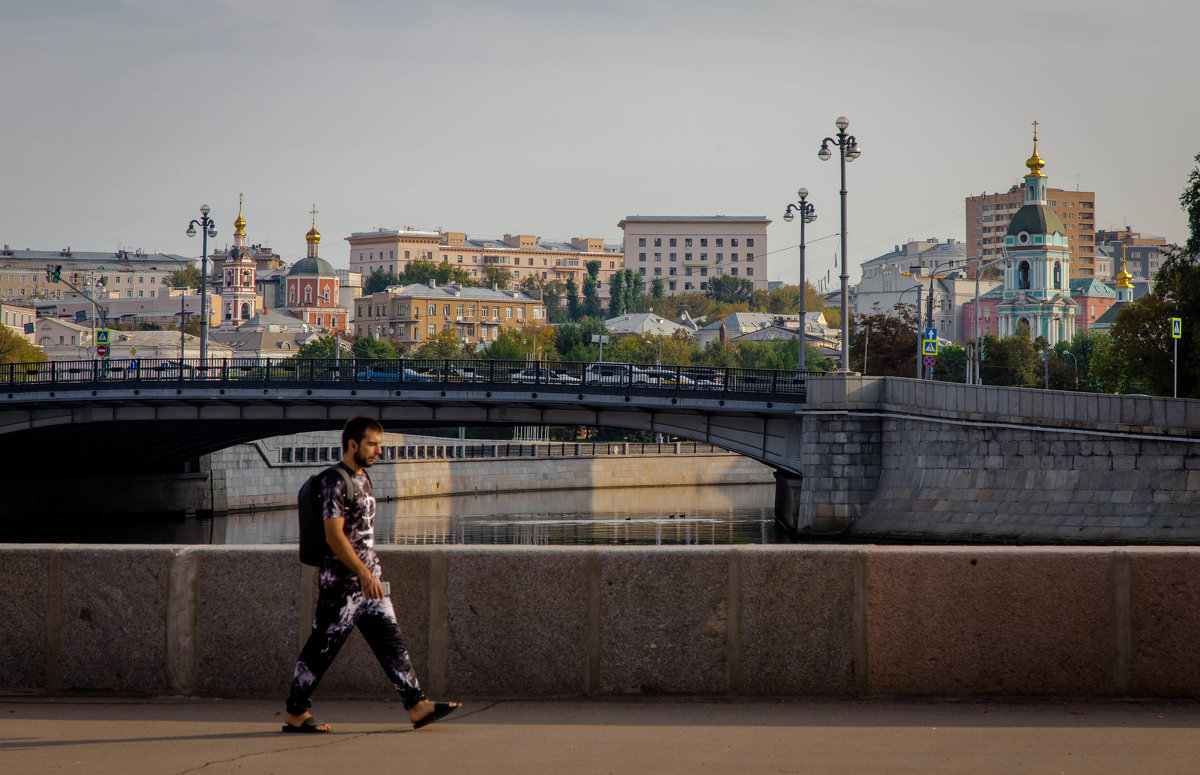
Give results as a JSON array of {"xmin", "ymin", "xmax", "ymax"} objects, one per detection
[
  {"xmin": 819, "ymin": 116, "xmax": 862, "ymax": 373},
  {"xmin": 971, "ymin": 253, "xmax": 1012, "ymax": 385},
  {"xmin": 185, "ymin": 205, "xmax": 217, "ymax": 362},
  {"xmin": 783, "ymin": 189, "xmax": 817, "ymax": 373},
  {"xmin": 897, "ymin": 284, "xmax": 923, "ymax": 379},
  {"xmin": 909, "ymin": 260, "xmax": 962, "ymax": 380}
]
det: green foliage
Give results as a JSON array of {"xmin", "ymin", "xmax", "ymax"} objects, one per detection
[
  {"xmin": 850, "ymin": 304, "xmax": 919, "ymax": 377},
  {"xmin": 481, "ymin": 328, "xmax": 534, "ymax": 361},
  {"xmin": 607, "ymin": 271, "xmax": 626, "ymax": 317},
  {"xmin": 584, "ymin": 260, "xmax": 601, "ymax": 279},
  {"xmin": 413, "ymin": 328, "xmax": 468, "ymax": 359},
  {"xmin": 521, "ymin": 276, "xmax": 565, "ymax": 323},
  {"xmin": 0, "ymin": 326, "xmax": 47, "ymax": 364},
  {"xmin": 168, "ymin": 264, "xmax": 200, "ymax": 289},
  {"xmin": 933, "ymin": 345, "xmax": 967, "ymax": 383},
  {"xmin": 296, "ymin": 334, "xmax": 342, "ymax": 359},
  {"xmin": 979, "ymin": 333, "xmax": 1039, "ymax": 387},
  {"xmin": 821, "ymin": 306, "xmax": 841, "ymax": 329},
  {"xmin": 1182, "ymin": 150, "xmax": 1200, "ymax": 258},
  {"xmin": 352, "ymin": 336, "xmax": 400, "ymax": 360},
  {"xmin": 565, "ymin": 277, "xmax": 581, "ymax": 320},
  {"xmin": 363, "ymin": 268, "xmax": 402, "ymax": 294},
  {"xmin": 706, "ymin": 275, "xmax": 753, "ymax": 304},
  {"xmin": 622, "ymin": 269, "xmax": 646, "ymax": 314},
  {"xmin": 1095, "ymin": 294, "xmax": 1175, "ymax": 394},
  {"xmin": 582, "ymin": 274, "xmax": 602, "ymax": 318},
  {"xmin": 650, "ymin": 277, "xmax": 665, "ymax": 302},
  {"xmin": 553, "ymin": 318, "xmax": 609, "ymax": 361},
  {"xmin": 401, "ymin": 260, "xmax": 472, "ymax": 287},
  {"xmin": 480, "ymin": 265, "xmax": 512, "ymax": 290},
  {"xmin": 766, "ymin": 283, "xmax": 823, "ymax": 317}
]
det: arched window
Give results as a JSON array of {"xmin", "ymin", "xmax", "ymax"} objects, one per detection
[
  {"xmin": 1018, "ymin": 261, "xmax": 1031, "ymax": 290},
  {"xmin": 304, "ymin": 286, "xmax": 313, "ymax": 303},
  {"xmin": 288, "ymin": 286, "xmax": 296, "ymax": 304},
  {"xmin": 241, "ymin": 302, "xmax": 251, "ymax": 319},
  {"xmin": 1053, "ymin": 262, "xmax": 1062, "ymax": 289}
]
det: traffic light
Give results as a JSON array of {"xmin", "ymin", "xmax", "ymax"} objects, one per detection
[{"xmin": 49, "ymin": 264, "xmax": 62, "ymax": 282}]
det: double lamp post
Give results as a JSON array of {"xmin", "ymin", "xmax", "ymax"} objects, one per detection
[
  {"xmin": 185, "ymin": 204, "xmax": 217, "ymax": 362},
  {"xmin": 782, "ymin": 117, "xmax": 862, "ymax": 374}
]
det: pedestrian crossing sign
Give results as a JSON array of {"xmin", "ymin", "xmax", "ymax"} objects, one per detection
[
  {"xmin": 1172, "ymin": 318, "xmax": 1182, "ymax": 339},
  {"xmin": 96, "ymin": 329, "xmax": 110, "ymax": 345},
  {"xmin": 922, "ymin": 340, "xmax": 938, "ymax": 355}
]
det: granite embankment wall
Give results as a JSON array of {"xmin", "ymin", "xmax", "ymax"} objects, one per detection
[
  {"xmin": 209, "ymin": 433, "xmax": 774, "ymax": 511},
  {"xmin": 6, "ymin": 545, "xmax": 1200, "ymax": 699}
]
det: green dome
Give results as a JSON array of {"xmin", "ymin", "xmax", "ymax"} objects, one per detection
[
  {"xmin": 288, "ymin": 256, "xmax": 336, "ymax": 277},
  {"xmin": 1006, "ymin": 204, "xmax": 1065, "ymax": 238}
]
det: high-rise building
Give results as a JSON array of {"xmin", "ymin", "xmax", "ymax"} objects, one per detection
[
  {"xmin": 965, "ymin": 147, "xmax": 1095, "ymax": 278},
  {"xmin": 617, "ymin": 216, "xmax": 770, "ymax": 297}
]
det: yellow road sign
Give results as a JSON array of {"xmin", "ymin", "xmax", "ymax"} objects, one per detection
[
  {"xmin": 1172, "ymin": 317, "xmax": 1182, "ymax": 339},
  {"xmin": 922, "ymin": 340, "xmax": 938, "ymax": 355}
]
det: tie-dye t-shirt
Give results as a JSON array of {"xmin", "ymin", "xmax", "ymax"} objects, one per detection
[{"xmin": 316, "ymin": 462, "xmax": 380, "ymax": 590}]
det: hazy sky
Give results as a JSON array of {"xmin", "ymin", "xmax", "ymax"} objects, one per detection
[{"xmin": 2, "ymin": 0, "xmax": 1197, "ymax": 287}]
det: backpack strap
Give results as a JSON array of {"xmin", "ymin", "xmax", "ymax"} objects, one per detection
[{"xmin": 331, "ymin": 463, "xmax": 357, "ymax": 513}]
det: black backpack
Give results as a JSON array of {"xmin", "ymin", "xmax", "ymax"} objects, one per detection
[{"xmin": 297, "ymin": 464, "xmax": 357, "ymax": 566}]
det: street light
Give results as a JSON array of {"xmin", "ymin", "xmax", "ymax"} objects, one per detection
[
  {"xmin": 782, "ymin": 188, "xmax": 817, "ymax": 372},
  {"xmin": 1061, "ymin": 349, "xmax": 1079, "ymax": 390},
  {"xmin": 185, "ymin": 204, "xmax": 217, "ymax": 362},
  {"xmin": 153, "ymin": 256, "xmax": 193, "ymax": 359},
  {"xmin": 907, "ymin": 260, "xmax": 961, "ymax": 380},
  {"xmin": 897, "ymin": 283, "xmax": 923, "ymax": 379},
  {"xmin": 970, "ymin": 253, "xmax": 1012, "ymax": 385},
  {"xmin": 818, "ymin": 116, "xmax": 861, "ymax": 373}
]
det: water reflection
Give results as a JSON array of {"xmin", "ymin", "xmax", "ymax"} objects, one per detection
[{"xmin": 227, "ymin": 485, "xmax": 774, "ymax": 546}]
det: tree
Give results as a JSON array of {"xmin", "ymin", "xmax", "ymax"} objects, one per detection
[
  {"xmin": 979, "ymin": 333, "xmax": 1039, "ymax": 387},
  {"xmin": 607, "ymin": 271, "xmax": 626, "ymax": 317},
  {"xmin": 706, "ymin": 275, "xmax": 753, "ymax": 304},
  {"xmin": 767, "ymin": 283, "xmax": 823, "ymax": 318},
  {"xmin": 363, "ymin": 268, "xmax": 403, "ymax": 294},
  {"xmin": 582, "ymin": 273, "xmax": 602, "ymax": 318},
  {"xmin": 520, "ymin": 276, "xmax": 565, "ymax": 323},
  {"xmin": 296, "ymin": 334, "xmax": 343, "ymax": 359},
  {"xmin": 0, "ymin": 326, "xmax": 47, "ymax": 364},
  {"xmin": 650, "ymin": 277, "xmax": 665, "ymax": 304},
  {"xmin": 1182, "ymin": 150, "xmax": 1200, "ymax": 258},
  {"xmin": 849, "ymin": 304, "xmax": 919, "ymax": 378},
  {"xmin": 352, "ymin": 336, "xmax": 400, "ymax": 360},
  {"xmin": 168, "ymin": 263, "xmax": 200, "ymax": 289},
  {"xmin": 553, "ymin": 318, "xmax": 609, "ymax": 361},
  {"xmin": 482, "ymin": 328, "xmax": 533, "ymax": 361},
  {"xmin": 565, "ymin": 277, "xmax": 581, "ymax": 320},
  {"xmin": 413, "ymin": 328, "xmax": 467, "ymax": 359},
  {"xmin": 480, "ymin": 265, "xmax": 512, "ymax": 290},
  {"xmin": 623, "ymin": 269, "xmax": 646, "ymax": 314},
  {"xmin": 584, "ymin": 260, "xmax": 601, "ymax": 280},
  {"xmin": 402, "ymin": 260, "xmax": 471, "ymax": 287}
]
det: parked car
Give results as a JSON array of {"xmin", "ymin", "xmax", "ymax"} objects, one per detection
[
  {"xmin": 508, "ymin": 367, "xmax": 580, "ymax": 384},
  {"xmin": 683, "ymin": 368, "xmax": 725, "ymax": 388},
  {"xmin": 356, "ymin": 367, "xmax": 434, "ymax": 382}
]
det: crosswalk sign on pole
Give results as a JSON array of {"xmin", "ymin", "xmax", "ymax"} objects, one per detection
[
  {"xmin": 922, "ymin": 340, "xmax": 938, "ymax": 355},
  {"xmin": 1172, "ymin": 317, "xmax": 1182, "ymax": 339}
]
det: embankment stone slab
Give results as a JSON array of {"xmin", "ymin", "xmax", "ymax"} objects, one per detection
[
  {"xmin": 0, "ymin": 549, "xmax": 49, "ymax": 688},
  {"xmin": 738, "ymin": 547, "xmax": 856, "ymax": 695},
  {"xmin": 58, "ymin": 547, "xmax": 171, "ymax": 693},
  {"xmin": 446, "ymin": 548, "xmax": 587, "ymax": 696},
  {"xmin": 1128, "ymin": 550, "xmax": 1200, "ymax": 697},
  {"xmin": 599, "ymin": 549, "xmax": 729, "ymax": 695},
  {"xmin": 865, "ymin": 547, "xmax": 1114, "ymax": 696}
]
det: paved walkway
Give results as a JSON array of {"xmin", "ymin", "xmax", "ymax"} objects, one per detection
[{"xmin": 3, "ymin": 696, "xmax": 1200, "ymax": 774}]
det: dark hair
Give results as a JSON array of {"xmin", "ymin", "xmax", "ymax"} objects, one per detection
[{"xmin": 341, "ymin": 416, "xmax": 384, "ymax": 452}]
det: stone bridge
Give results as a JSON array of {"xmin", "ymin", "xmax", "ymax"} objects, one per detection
[{"xmin": 3, "ymin": 358, "xmax": 1199, "ymax": 541}]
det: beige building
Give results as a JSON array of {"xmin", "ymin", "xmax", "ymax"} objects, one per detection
[
  {"xmin": 965, "ymin": 185, "xmax": 1096, "ymax": 278},
  {"xmin": 358, "ymin": 281, "xmax": 546, "ymax": 350},
  {"xmin": 345, "ymin": 228, "xmax": 623, "ymax": 302},
  {"xmin": 0, "ymin": 246, "xmax": 190, "ymax": 304},
  {"xmin": 617, "ymin": 216, "xmax": 771, "ymax": 296}
]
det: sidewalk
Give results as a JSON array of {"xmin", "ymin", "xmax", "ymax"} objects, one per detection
[{"xmin": 3, "ymin": 696, "xmax": 1199, "ymax": 774}]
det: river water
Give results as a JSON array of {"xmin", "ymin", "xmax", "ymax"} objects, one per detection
[{"xmin": 17, "ymin": 484, "xmax": 779, "ymax": 546}]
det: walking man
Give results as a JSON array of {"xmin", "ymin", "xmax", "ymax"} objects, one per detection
[{"xmin": 283, "ymin": 416, "xmax": 459, "ymax": 733}]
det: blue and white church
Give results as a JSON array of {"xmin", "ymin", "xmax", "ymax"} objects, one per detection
[{"xmin": 996, "ymin": 126, "xmax": 1078, "ymax": 345}]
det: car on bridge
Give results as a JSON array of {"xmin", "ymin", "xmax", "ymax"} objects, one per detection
[
  {"xmin": 640, "ymin": 367, "xmax": 695, "ymax": 387},
  {"xmin": 583, "ymin": 362, "xmax": 655, "ymax": 386},
  {"xmin": 508, "ymin": 367, "xmax": 580, "ymax": 385},
  {"xmin": 356, "ymin": 367, "xmax": 436, "ymax": 382}
]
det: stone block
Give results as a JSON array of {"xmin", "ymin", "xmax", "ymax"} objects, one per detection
[
  {"xmin": 196, "ymin": 547, "xmax": 299, "ymax": 696},
  {"xmin": 1129, "ymin": 551, "xmax": 1200, "ymax": 695},
  {"xmin": 58, "ymin": 547, "xmax": 171, "ymax": 693},
  {"xmin": 0, "ymin": 549, "xmax": 49, "ymax": 689},
  {"xmin": 737, "ymin": 547, "xmax": 856, "ymax": 695},
  {"xmin": 865, "ymin": 548, "xmax": 1115, "ymax": 695},
  {"xmin": 599, "ymin": 549, "xmax": 729, "ymax": 695},
  {"xmin": 444, "ymin": 547, "xmax": 586, "ymax": 697}
]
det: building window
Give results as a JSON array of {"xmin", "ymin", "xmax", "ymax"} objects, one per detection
[
  {"xmin": 731, "ymin": 238, "xmax": 739, "ymax": 247},
  {"xmin": 654, "ymin": 238, "xmax": 662, "ymax": 247},
  {"xmin": 685, "ymin": 238, "xmax": 693, "ymax": 247},
  {"xmin": 639, "ymin": 238, "xmax": 646, "ymax": 247},
  {"xmin": 731, "ymin": 253, "xmax": 738, "ymax": 262},
  {"xmin": 669, "ymin": 253, "xmax": 677, "ymax": 262},
  {"xmin": 654, "ymin": 253, "xmax": 662, "ymax": 262},
  {"xmin": 639, "ymin": 253, "xmax": 646, "ymax": 262},
  {"xmin": 654, "ymin": 267, "xmax": 662, "ymax": 276},
  {"xmin": 746, "ymin": 268, "xmax": 753, "ymax": 276},
  {"xmin": 716, "ymin": 238, "xmax": 723, "ymax": 247},
  {"xmin": 506, "ymin": 306, "xmax": 513, "ymax": 319},
  {"xmin": 700, "ymin": 238, "xmax": 708, "ymax": 247},
  {"xmin": 1018, "ymin": 261, "xmax": 1031, "ymax": 289},
  {"xmin": 669, "ymin": 238, "xmax": 677, "ymax": 247},
  {"xmin": 746, "ymin": 238, "xmax": 754, "ymax": 247},
  {"xmin": 731, "ymin": 268, "xmax": 738, "ymax": 276},
  {"xmin": 669, "ymin": 268, "xmax": 676, "ymax": 275}
]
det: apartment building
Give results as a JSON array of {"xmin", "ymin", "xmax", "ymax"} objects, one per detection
[
  {"xmin": 357, "ymin": 281, "xmax": 546, "ymax": 350},
  {"xmin": 1096, "ymin": 227, "xmax": 1169, "ymax": 281},
  {"xmin": 965, "ymin": 186, "xmax": 1095, "ymax": 278},
  {"xmin": 0, "ymin": 246, "xmax": 188, "ymax": 304},
  {"xmin": 617, "ymin": 216, "xmax": 770, "ymax": 296},
  {"xmin": 345, "ymin": 228, "xmax": 623, "ymax": 302}
]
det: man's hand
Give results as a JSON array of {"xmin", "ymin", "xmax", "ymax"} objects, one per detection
[{"xmin": 360, "ymin": 574, "xmax": 384, "ymax": 600}]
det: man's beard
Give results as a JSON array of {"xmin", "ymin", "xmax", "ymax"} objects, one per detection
[{"xmin": 354, "ymin": 448, "xmax": 376, "ymax": 468}]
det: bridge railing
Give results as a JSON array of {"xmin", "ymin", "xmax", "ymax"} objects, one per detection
[{"xmin": 0, "ymin": 357, "xmax": 822, "ymax": 400}]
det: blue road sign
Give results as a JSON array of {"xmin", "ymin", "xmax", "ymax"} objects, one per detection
[
  {"xmin": 922, "ymin": 340, "xmax": 938, "ymax": 355},
  {"xmin": 1172, "ymin": 317, "xmax": 1182, "ymax": 339},
  {"xmin": 924, "ymin": 327, "xmax": 937, "ymax": 341},
  {"xmin": 923, "ymin": 355, "xmax": 936, "ymax": 368}
]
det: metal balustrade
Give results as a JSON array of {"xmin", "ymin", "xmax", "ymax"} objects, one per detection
[{"xmin": 0, "ymin": 357, "xmax": 819, "ymax": 400}]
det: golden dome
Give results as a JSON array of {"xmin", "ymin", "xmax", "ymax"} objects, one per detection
[
  {"xmin": 234, "ymin": 194, "xmax": 247, "ymax": 237},
  {"xmin": 1116, "ymin": 245, "xmax": 1134, "ymax": 288},
  {"xmin": 1025, "ymin": 124, "xmax": 1046, "ymax": 178},
  {"xmin": 306, "ymin": 226, "xmax": 321, "ymax": 245}
]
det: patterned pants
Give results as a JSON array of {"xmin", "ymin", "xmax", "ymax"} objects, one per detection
[{"xmin": 285, "ymin": 586, "xmax": 426, "ymax": 714}]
